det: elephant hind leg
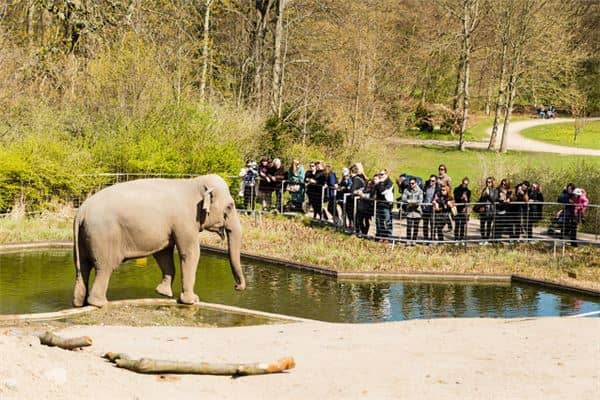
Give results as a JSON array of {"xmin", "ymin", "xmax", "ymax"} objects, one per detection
[
  {"xmin": 73, "ymin": 258, "xmax": 92, "ymax": 307},
  {"xmin": 87, "ymin": 255, "xmax": 120, "ymax": 308},
  {"xmin": 153, "ymin": 247, "xmax": 175, "ymax": 298}
]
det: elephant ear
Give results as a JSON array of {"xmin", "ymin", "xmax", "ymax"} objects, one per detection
[{"xmin": 203, "ymin": 186, "xmax": 214, "ymax": 214}]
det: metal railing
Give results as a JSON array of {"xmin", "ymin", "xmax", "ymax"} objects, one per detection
[
  {"xmin": 1, "ymin": 173, "xmax": 597, "ymax": 247},
  {"xmin": 231, "ymin": 176, "xmax": 599, "ymax": 247}
]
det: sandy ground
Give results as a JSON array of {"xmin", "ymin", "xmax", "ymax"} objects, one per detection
[{"xmin": 1, "ymin": 318, "xmax": 599, "ymax": 400}]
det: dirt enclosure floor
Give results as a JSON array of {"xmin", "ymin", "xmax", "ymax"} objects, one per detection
[{"xmin": 0, "ymin": 317, "xmax": 599, "ymax": 400}]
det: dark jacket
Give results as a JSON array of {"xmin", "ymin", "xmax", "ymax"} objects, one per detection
[
  {"xmin": 373, "ymin": 177, "xmax": 394, "ymax": 209},
  {"xmin": 477, "ymin": 187, "xmax": 498, "ymax": 217},
  {"xmin": 453, "ymin": 185, "xmax": 471, "ymax": 212},
  {"xmin": 528, "ymin": 189, "xmax": 544, "ymax": 221}
]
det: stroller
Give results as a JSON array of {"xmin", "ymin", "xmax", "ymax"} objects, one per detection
[
  {"xmin": 547, "ymin": 209, "xmax": 564, "ymax": 236},
  {"xmin": 284, "ymin": 181, "xmax": 306, "ymax": 213}
]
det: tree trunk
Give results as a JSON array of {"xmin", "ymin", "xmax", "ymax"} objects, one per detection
[
  {"xmin": 104, "ymin": 352, "xmax": 295, "ymax": 376},
  {"xmin": 458, "ymin": 11, "xmax": 471, "ymax": 151},
  {"xmin": 199, "ymin": 0, "xmax": 214, "ymax": 100},
  {"xmin": 271, "ymin": 0, "xmax": 286, "ymax": 117},
  {"xmin": 252, "ymin": 0, "xmax": 275, "ymax": 110},
  {"xmin": 488, "ymin": 12, "xmax": 510, "ymax": 151},
  {"xmin": 499, "ymin": 72, "xmax": 517, "ymax": 153},
  {"xmin": 39, "ymin": 332, "xmax": 93, "ymax": 350}
]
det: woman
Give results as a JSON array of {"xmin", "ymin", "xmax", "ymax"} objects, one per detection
[
  {"xmin": 494, "ymin": 178, "xmax": 513, "ymax": 240},
  {"xmin": 401, "ymin": 177, "xmax": 423, "ymax": 243},
  {"xmin": 257, "ymin": 158, "xmax": 274, "ymax": 210},
  {"xmin": 349, "ymin": 164, "xmax": 367, "ymax": 233},
  {"xmin": 526, "ymin": 182, "xmax": 544, "ymax": 238},
  {"xmin": 476, "ymin": 177, "xmax": 498, "ymax": 240},
  {"xmin": 432, "ymin": 185, "xmax": 454, "ymax": 241},
  {"xmin": 453, "ymin": 177, "xmax": 471, "ymax": 242},
  {"xmin": 304, "ymin": 162, "xmax": 321, "ymax": 219},
  {"xmin": 287, "ymin": 159, "xmax": 305, "ymax": 212},
  {"xmin": 324, "ymin": 164, "xmax": 338, "ymax": 221}
]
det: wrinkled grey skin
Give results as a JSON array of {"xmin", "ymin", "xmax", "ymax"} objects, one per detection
[{"xmin": 72, "ymin": 174, "xmax": 246, "ymax": 307}]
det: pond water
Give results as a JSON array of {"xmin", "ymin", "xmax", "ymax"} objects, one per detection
[{"xmin": 0, "ymin": 250, "xmax": 599, "ymax": 321}]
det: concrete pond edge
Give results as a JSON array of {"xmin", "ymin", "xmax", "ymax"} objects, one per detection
[{"xmin": 0, "ymin": 241, "xmax": 598, "ymax": 322}]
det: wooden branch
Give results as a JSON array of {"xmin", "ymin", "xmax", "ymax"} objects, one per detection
[
  {"xmin": 38, "ymin": 332, "xmax": 93, "ymax": 350},
  {"xmin": 103, "ymin": 352, "xmax": 295, "ymax": 376}
]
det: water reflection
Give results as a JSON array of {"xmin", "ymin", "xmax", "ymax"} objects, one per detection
[{"xmin": 0, "ymin": 250, "xmax": 599, "ymax": 321}]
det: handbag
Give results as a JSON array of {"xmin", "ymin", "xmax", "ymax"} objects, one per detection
[{"xmin": 450, "ymin": 206, "xmax": 458, "ymax": 217}]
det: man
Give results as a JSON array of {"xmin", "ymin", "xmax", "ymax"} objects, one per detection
[
  {"xmin": 401, "ymin": 177, "xmax": 423, "ymax": 244},
  {"xmin": 269, "ymin": 158, "xmax": 287, "ymax": 212},
  {"xmin": 372, "ymin": 169, "xmax": 394, "ymax": 240},
  {"xmin": 422, "ymin": 175, "xmax": 440, "ymax": 241},
  {"xmin": 453, "ymin": 177, "xmax": 471, "ymax": 242},
  {"xmin": 557, "ymin": 183, "xmax": 577, "ymax": 246}
]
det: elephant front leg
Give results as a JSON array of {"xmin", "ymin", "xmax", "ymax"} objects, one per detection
[
  {"xmin": 176, "ymin": 241, "xmax": 200, "ymax": 305},
  {"xmin": 153, "ymin": 247, "xmax": 175, "ymax": 297}
]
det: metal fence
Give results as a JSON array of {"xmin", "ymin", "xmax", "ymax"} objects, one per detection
[
  {"xmin": 230, "ymin": 176, "xmax": 599, "ymax": 247},
  {"xmin": 1, "ymin": 173, "xmax": 597, "ymax": 247}
]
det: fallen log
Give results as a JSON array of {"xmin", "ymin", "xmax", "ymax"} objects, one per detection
[
  {"xmin": 38, "ymin": 332, "xmax": 93, "ymax": 350},
  {"xmin": 103, "ymin": 352, "xmax": 295, "ymax": 376}
]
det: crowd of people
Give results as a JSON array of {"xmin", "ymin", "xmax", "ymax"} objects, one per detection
[{"xmin": 238, "ymin": 159, "xmax": 590, "ymax": 246}]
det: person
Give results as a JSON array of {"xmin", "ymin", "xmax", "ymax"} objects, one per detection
[
  {"xmin": 453, "ymin": 177, "xmax": 471, "ymax": 242},
  {"xmin": 476, "ymin": 177, "xmax": 498, "ymax": 241},
  {"xmin": 239, "ymin": 160, "xmax": 258, "ymax": 211},
  {"xmin": 437, "ymin": 164, "xmax": 452, "ymax": 232},
  {"xmin": 513, "ymin": 181, "xmax": 530, "ymax": 239},
  {"xmin": 422, "ymin": 175, "xmax": 440, "ymax": 241},
  {"xmin": 562, "ymin": 187, "xmax": 588, "ymax": 247},
  {"xmin": 286, "ymin": 159, "xmax": 305, "ymax": 212},
  {"xmin": 397, "ymin": 173, "xmax": 423, "ymax": 194},
  {"xmin": 372, "ymin": 169, "xmax": 394, "ymax": 240},
  {"xmin": 557, "ymin": 183, "xmax": 576, "ymax": 244},
  {"xmin": 525, "ymin": 182, "xmax": 544, "ymax": 238},
  {"xmin": 337, "ymin": 167, "xmax": 353, "ymax": 228},
  {"xmin": 494, "ymin": 178, "xmax": 513, "ymax": 240},
  {"xmin": 401, "ymin": 177, "xmax": 423, "ymax": 244},
  {"xmin": 257, "ymin": 158, "xmax": 274, "ymax": 210},
  {"xmin": 349, "ymin": 164, "xmax": 367, "ymax": 233},
  {"xmin": 314, "ymin": 161, "xmax": 328, "ymax": 220},
  {"xmin": 305, "ymin": 162, "xmax": 322, "ymax": 219},
  {"xmin": 437, "ymin": 164, "xmax": 452, "ymax": 189},
  {"xmin": 574, "ymin": 188, "xmax": 589, "ymax": 224},
  {"xmin": 356, "ymin": 176, "xmax": 375, "ymax": 235},
  {"xmin": 324, "ymin": 165, "xmax": 338, "ymax": 221},
  {"xmin": 432, "ymin": 185, "xmax": 454, "ymax": 241},
  {"xmin": 269, "ymin": 158, "xmax": 287, "ymax": 212}
]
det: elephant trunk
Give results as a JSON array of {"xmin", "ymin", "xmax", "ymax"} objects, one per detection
[{"xmin": 226, "ymin": 210, "xmax": 246, "ymax": 291}]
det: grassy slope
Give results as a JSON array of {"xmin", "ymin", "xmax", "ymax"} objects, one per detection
[
  {"xmin": 2, "ymin": 212, "xmax": 598, "ymax": 292},
  {"xmin": 365, "ymin": 143, "xmax": 600, "ymax": 187},
  {"xmin": 520, "ymin": 120, "xmax": 600, "ymax": 150}
]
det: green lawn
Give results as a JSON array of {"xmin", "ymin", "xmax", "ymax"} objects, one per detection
[
  {"xmin": 362, "ymin": 142, "xmax": 600, "ymax": 191},
  {"xmin": 407, "ymin": 115, "xmax": 530, "ymax": 142},
  {"xmin": 520, "ymin": 120, "xmax": 600, "ymax": 150}
]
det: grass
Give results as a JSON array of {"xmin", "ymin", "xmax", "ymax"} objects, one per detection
[
  {"xmin": 364, "ymin": 143, "xmax": 600, "ymax": 190},
  {"xmin": 405, "ymin": 115, "xmax": 530, "ymax": 142},
  {"xmin": 520, "ymin": 120, "xmax": 600, "ymax": 150},
  {"xmin": 2, "ymin": 208, "xmax": 599, "ymax": 293}
]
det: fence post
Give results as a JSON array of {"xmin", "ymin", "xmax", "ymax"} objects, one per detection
[
  {"xmin": 373, "ymin": 198, "xmax": 378, "ymax": 238},
  {"xmin": 280, "ymin": 180, "xmax": 286, "ymax": 214},
  {"xmin": 353, "ymin": 196, "xmax": 358, "ymax": 234},
  {"xmin": 321, "ymin": 185, "xmax": 326, "ymax": 221}
]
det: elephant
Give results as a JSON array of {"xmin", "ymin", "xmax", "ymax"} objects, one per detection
[{"xmin": 72, "ymin": 174, "xmax": 246, "ymax": 307}]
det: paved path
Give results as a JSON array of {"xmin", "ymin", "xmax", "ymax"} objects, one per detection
[
  {"xmin": 486, "ymin": 118, "xmax": 600, "ymax": 156},
  {"xmin": 393, "ymin": 117, "xmax": 600, "ymax": 156}
]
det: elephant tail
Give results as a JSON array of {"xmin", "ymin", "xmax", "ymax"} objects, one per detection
[
  {"xmin": 73, "ymin": 210, "xmax": 82, "ymax": 275},
  {"xmin": 72, "ymin": 209, "xmax": 86, "ymax": 307}
]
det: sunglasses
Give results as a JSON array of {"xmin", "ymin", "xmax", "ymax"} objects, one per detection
[{"xmin": 410, "ymin": 182, "xmax": 416, "ymax": 185}]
